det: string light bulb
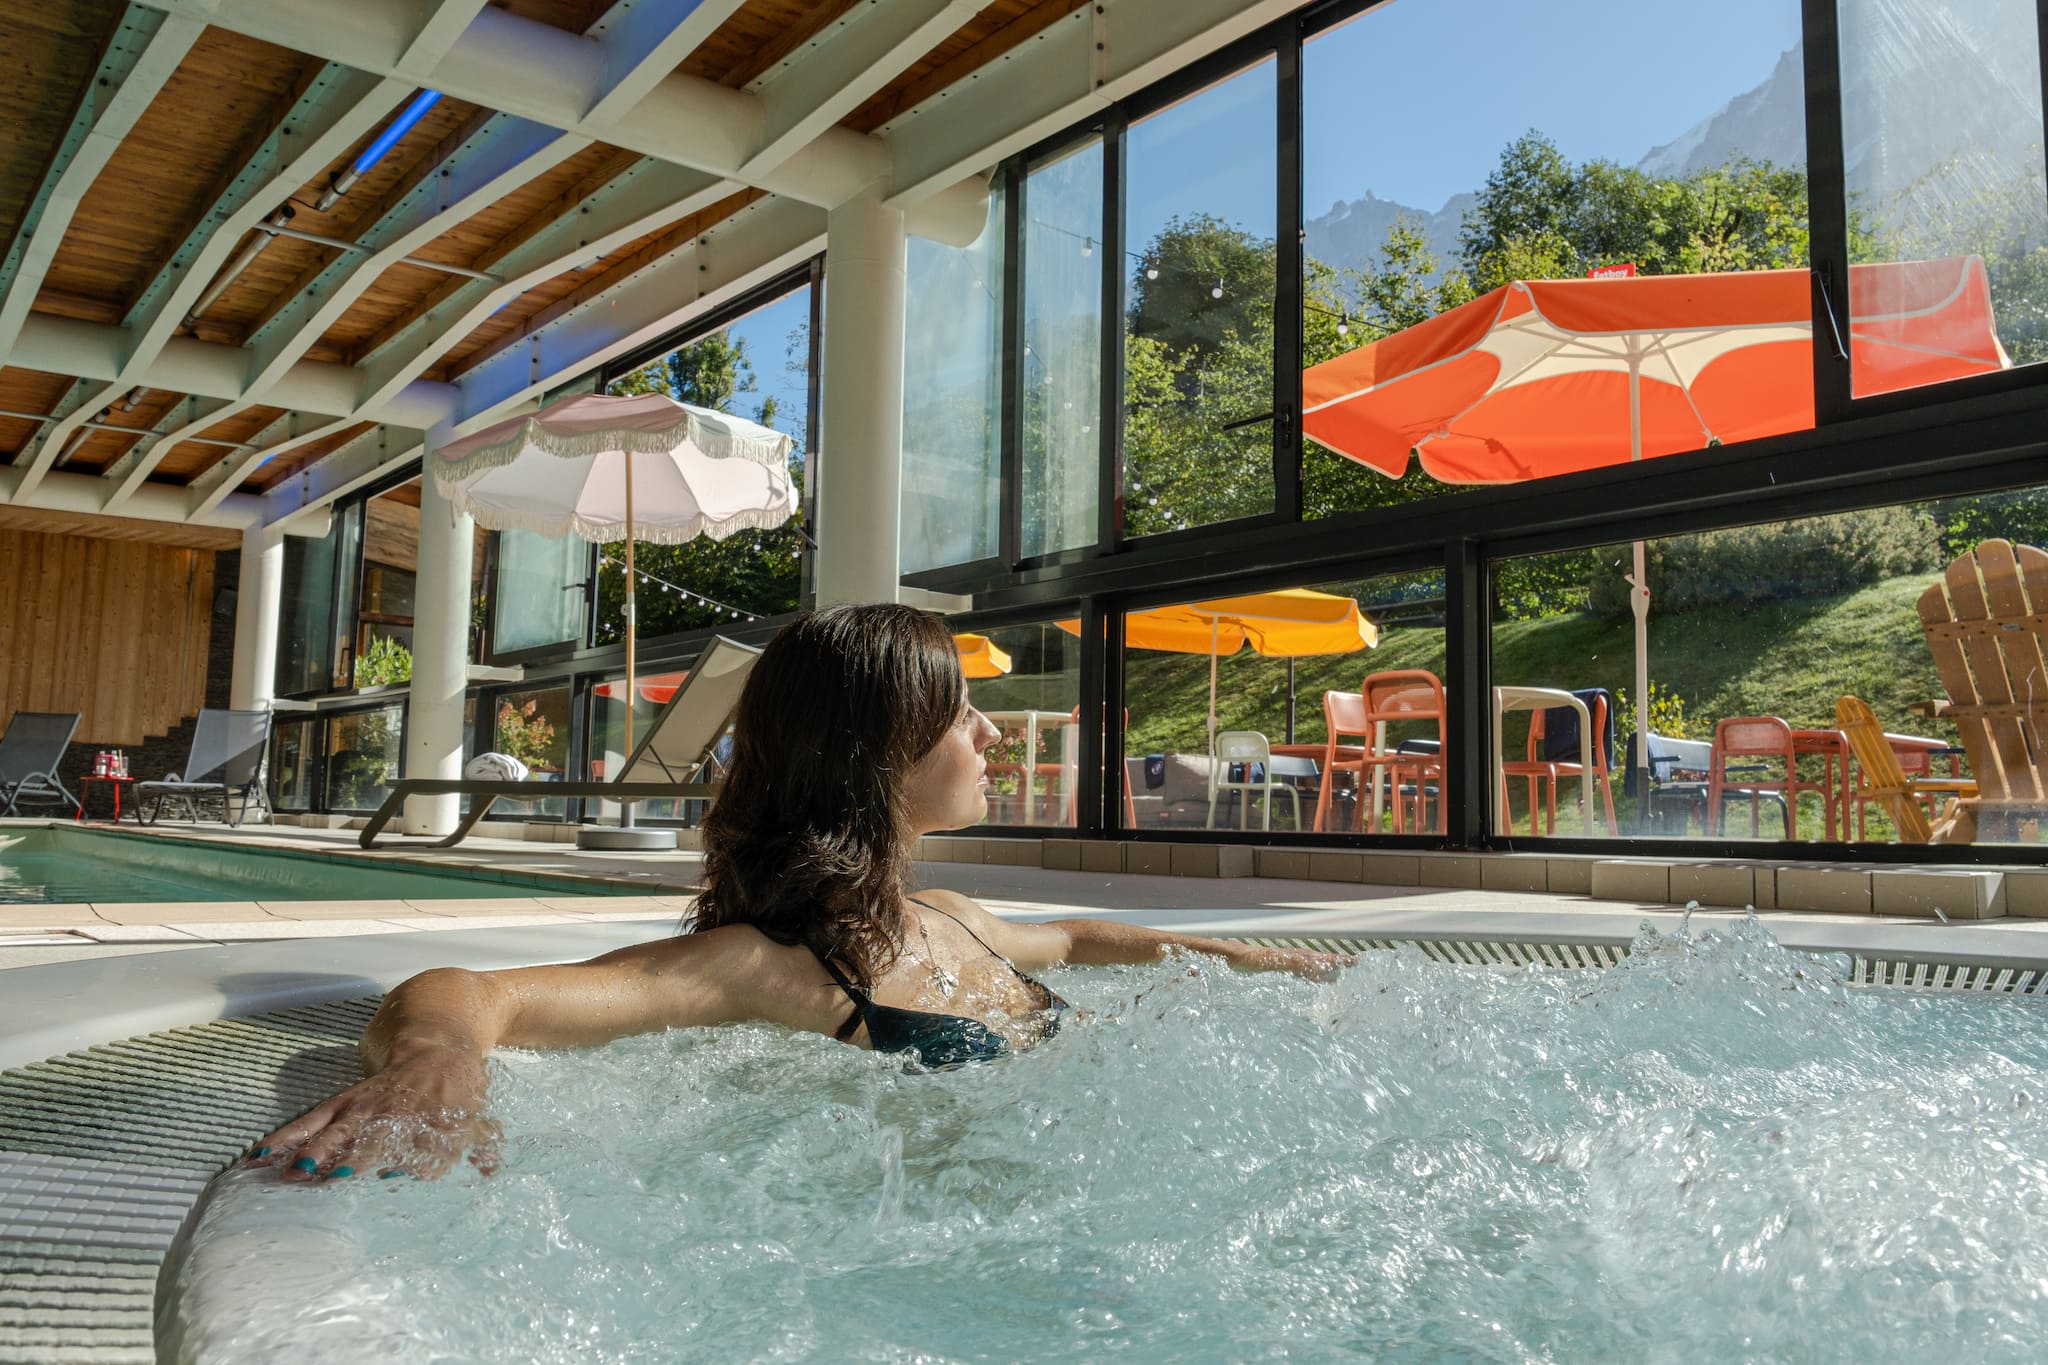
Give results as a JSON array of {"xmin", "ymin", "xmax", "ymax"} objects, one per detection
[
  {"xmin": 1145, "ymin": 265, "xmax": 1159, "ymax": 280},
  {"xmin": 1210, "ymin": 280, "xmax": 1224, "ymax": 300},
  {"xmin": 1081, "ymin": 237, "xmax": 1094, "ymax": 257},
  {"xmin": 1337, "ymin": 313, "xmax": 1350, "ymax": 336}
]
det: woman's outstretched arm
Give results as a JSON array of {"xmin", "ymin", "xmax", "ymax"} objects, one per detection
[
  {"xmin": 916, "ymin": 891, "xmax": 1349, "ymax": 979},
  {"xmin": 249, "ymin": 928, "xmax": 771, "ymax": 1182}
]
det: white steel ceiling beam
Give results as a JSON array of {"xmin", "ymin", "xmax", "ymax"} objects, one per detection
[
  {"xmin": 884, "ymin": 0, "xmax": 1299, "ymax": 206},
  {"xmin": 0, "ymin": 8, "xmax": 205, "ymax": 365},
  {"xmin": 102, "ymin": 115, "xmax": 591, "ymax": 509},
  {"xmin": 354, "ymin": 160, "xmax": 738, "ymax": 415},
  {"xmin": 186, "ymin": 412, "xmax": 360, "ymax": 521},
  {"xmin": 8, "ymin": 66, "xmax": 413, "ymax": 505},
  {"xmin": 582, "ymin": 0, "xmax": 752, "ymax": 127},
  {"xmin": 0, "ymin": 463, "xmax": 268, "ymax": 531},
  {"xmin": 8, "ymin": 314, "xmax": 456, "ymax": 427},
  {"xmin": 264, "ymin": 194, "xmax": 824, "ymax": 527},
  {"xmin": 397, "ymin": 0, "xmax": 494, "ymax": 72},
  {"xmin": 449, "ymin": 194, "xmax": 824, "ymax": 428},
  {"xmin": 738, "ymin": 0, "xmax": 978, "ymax": 183},
  {"xmin": 123, "ymin": 0, "xmax": 988, "ymax": 241}
]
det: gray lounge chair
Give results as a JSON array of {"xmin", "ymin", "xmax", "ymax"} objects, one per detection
[
  {"xmin": 0, "ymin": 711, "xmax": 81, "ymax": 817},
  {"xmin": 360, "ymin": 635, "xmax": 762, "ymax": 848},
  {"xmin": 138, "ymin": 708, "xmax": 274, "ymax": 827}
]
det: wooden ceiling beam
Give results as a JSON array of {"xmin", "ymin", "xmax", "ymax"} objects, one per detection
[
  {"xmin": 0, "ymin": 8, "xmax": 206, "ymax": 365},
  {"xmin": 7, "ymin": 65, "xmax": 412, "ymax": 506}
]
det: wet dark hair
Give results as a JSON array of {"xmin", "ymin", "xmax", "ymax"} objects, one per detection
[{"xmin": 692, "ymin": 603, "xmax": 966, "ymax": 989}]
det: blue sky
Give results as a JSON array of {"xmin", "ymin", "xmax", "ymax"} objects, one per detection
[
  {"xmin": 722, "ymin": 285, "xmax": 812, "ymax": 446},
  {"xmin": 1120, "ymin": 0, "xmax": 1802, "ymax": 251}
]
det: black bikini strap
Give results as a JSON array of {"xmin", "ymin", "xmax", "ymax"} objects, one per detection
[
  {"xmin": 912, "ymin": 897, "xmax": 1018, "ymax": 969},
  {"xmin": 809, "ymin": 948, "xmax": 868, "ymax": 1041}
]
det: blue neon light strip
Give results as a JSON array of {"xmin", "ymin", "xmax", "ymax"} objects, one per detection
[{"xmin": 350, "ymin": 90, "xmax": 443, "ymax": 176}]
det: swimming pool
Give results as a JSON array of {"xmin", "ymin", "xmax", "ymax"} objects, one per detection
[
  {"xmin": 0, "ymin": 824, "xmax": 641, "ymax": 904},
  {"xmin": 158, "ymin": 917, "xmax": 2048, "ymax": 1363}
]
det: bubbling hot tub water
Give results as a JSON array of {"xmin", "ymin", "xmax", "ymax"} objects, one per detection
[{"xmin": 167, "ymin": 918, "xmax": 2048, "ymax": 1363}]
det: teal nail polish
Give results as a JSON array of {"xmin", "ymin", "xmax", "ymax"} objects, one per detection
[
  {"xmin": 379, "ymin": 1168, "xmax": 406, "ymax": 1180},
  {"xmin": 248, "ymin": 1146, "xmax": 269, "ymax": 1159},
  {"xmin": 292, "ymin": 1156, "xmax": 317, "ymax": 1173},
  {"xmin": 326, "ymin": 1165, "xmax": 354, "ymax": 1180}
]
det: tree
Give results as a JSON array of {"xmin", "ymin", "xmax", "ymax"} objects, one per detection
[{"xmin": 592, "ymin": 328, "xmax": 805, "ymax": 645}]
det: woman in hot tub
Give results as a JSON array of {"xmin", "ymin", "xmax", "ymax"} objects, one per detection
[{"xmin": 255, "ymin": 604, "xmax": 1346, "ymax": 1181}]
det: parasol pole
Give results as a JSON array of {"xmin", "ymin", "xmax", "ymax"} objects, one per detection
[
  {"xmin": 1625, "ymin": 346, "xmax": 1652, "ymax": 822},
  {"xmin": 620, "ymin": 450, "xmax": 639, "ymax": 832},
  {"xmin": 1208, "ymin": 618, "xmax": 1220, "ymax": 757}
]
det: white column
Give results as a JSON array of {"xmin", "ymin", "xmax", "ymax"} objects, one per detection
[
  {"xmin": 814, "ymin": 189, "xmax": 907, "ymax": 607},
  {"xmin": 403, "ymin": 469, "xmax": 475, "ymax": 835},
  {"xmin": 230, "ymin": 524, "xmax": 283, "ymax": 710}
]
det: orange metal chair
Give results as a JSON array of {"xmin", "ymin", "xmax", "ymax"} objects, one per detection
[
  {"xmin": 1502, "ymin": 692, "xmax": 1619, "ymax": 835},
  {"xmin": 1362, "ymin": 670, "xmax": 1448, "ymax": 834},
  {"xmin": 1314, "ymin": 691, "xmax": 1372, "ymax": 833},
  {"xmin": 1706, "ymin": 716, "xmax": 1828, "ymax": 838}
]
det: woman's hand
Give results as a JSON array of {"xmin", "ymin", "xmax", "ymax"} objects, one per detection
[
  {"xmin": 246, "ymin": 1044, "xmax": 498, "ymax": 1183},
  {"xmin": 1221, "ymin": 944, "xmax": 1353, "ymax": 982}
]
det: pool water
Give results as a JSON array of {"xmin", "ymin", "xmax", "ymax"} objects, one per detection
[
  {"xmin": 0, "ymin": 825, "xmax": 633, "ymax": 903},
  {"xmin": 172, "ymin": 918, "xmax": 2048, "ymax": 1362}
]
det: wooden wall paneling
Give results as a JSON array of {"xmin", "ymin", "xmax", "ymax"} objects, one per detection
[{"xmin": 88, "ymin": 540, "xmax": 133, "ymax": 744}]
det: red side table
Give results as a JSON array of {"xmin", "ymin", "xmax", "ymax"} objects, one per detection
[{"xmin": 77, "ymin": 775, "xmax": 140, "ymax": 824}]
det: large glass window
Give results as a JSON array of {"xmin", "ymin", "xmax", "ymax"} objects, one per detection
[
  {"xmin": 958, "ymin": 621, "xmax": 1083, "ymax": 828},
  {"xmin": 267, "ymin": 716, "xmax": 318, "ymax": 811},
  {"xmin": 1020, "ymin": 139, "xmax": 1105, "ymax": 558},
  {"xmin": 1840, "ymin": 0, "xmax": 2045, "ymax": 396},
  {"xmin": 490, "ymin": 684, "xmax": 572, "ymax": 819},
  {"xmin": 1299, "ymin": 0, "xmax": 1807, "ymax": 517},
  {"xmin": 1123, "ymin": 60, "xmax": 1277, "ymax": 535},
  {"xmin": 355, "ymin": 479, "xmax": 490, "ymax": 682},
  {"xmin": 324, "ymin": 704, "xmax": 403, "ymax": 812},
  {"xmin": 1119, "ymin": 571, "xmax": 1445, "ymax": 833},
  {"xmin": 275, "ymin": 504, "xmax": 360, "ymax": 695},
  {"xmin": 903, "ymin": 185, "xmax": 1005, "ymax": 573},
  {"xmin": 1489, "ymin": 485, "xmax": 2048, "ymax": 846},
  {"xmin": 493, "ymin": 530, "xmax": 587, "ymax": 655},
  {"xmin": 599, "ymin": 281, "xmax": 813, "ymax": 640}
]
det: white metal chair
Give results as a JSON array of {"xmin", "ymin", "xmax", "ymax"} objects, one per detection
[{"xmin": 1206, "ymin": 730, "xmax": 1301, "ymax": 831}]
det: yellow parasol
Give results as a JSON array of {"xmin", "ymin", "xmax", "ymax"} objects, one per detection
[
  {"xmin": 954, "ymin": 633, "xmax": 1013, "ymax": 680},
  {"xmin": 1060, "ymin": 588, "xmax": 1377, "ymax": 750}
]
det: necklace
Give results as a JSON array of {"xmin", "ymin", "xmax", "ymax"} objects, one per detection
[{"xmin": 915, "ymin": 920, "xmax": 959, "ymax": 1000}]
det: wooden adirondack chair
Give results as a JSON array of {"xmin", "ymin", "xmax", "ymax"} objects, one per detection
[
  {"xmin": 1914, "ymin": 539, "xmax": 2048, "ymax": 843},
  {"xmin": 1835, "ymin": 696, "xmax": 1977, "ymax": 843}
]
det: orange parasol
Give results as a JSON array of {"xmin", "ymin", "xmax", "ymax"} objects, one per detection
[
  {"xmin": 954, "ymin": 633, "xmax": 1013, "ymax": 680},
  {"xmin": 1300, "ymin": 255, "xmax": 2007, "ymax": 792},
  {"xmin": 1302, "ymin": 257, "xmax": 2006, "ymax": 482}
]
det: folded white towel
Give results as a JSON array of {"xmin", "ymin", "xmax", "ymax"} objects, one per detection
[{"xmin": 463, "ymin": 752, "xmax": 531, "ymax": 783}]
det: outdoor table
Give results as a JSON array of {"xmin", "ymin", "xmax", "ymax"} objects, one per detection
[
  {"xmin": 985, "ymin": 709, "xmax": 1073, "ymax": 823},
  {"xmin": 1492, "ymin": 687, "xmax": 1594, "ymax": 835},
  {"xmin": 75, "ymin": 775, "xmax": 140, "ymax": 824}
]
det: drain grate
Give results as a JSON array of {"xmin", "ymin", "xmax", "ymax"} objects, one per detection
[{"xmin": 0, "ymin": 999, "xmax": 376, "ymax": 1365}]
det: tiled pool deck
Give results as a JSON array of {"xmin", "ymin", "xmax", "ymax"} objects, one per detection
[{"xmin": 7, "ymin": 816, "xmax": 2048, "ymax": 972}]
